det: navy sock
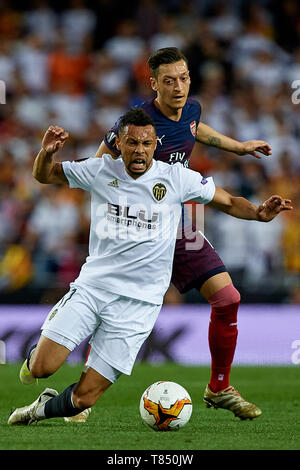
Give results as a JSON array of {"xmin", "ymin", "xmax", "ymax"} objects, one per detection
[
  {"xmin": 44, "ymin": 383, "xmax": 85, "ymax": 418},
  {"xmin": 26, "ymin": 344, "xmax": 37, "ymax": 370}
]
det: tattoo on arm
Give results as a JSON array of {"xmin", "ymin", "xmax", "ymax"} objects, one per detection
[
  {"xmin": 196, "ymin": 135, "xmax": 222, "ymax": 148},
  {"xmin": 207, "ymin": 136, "xmax": 222, "ymax": 147}
]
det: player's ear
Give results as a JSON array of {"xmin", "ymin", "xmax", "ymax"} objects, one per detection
[
  {"xmin": 115, "ymin": 136, "xmax": 120, "ymax": 151},
  {"xmin": 150, "ymin": 77, "xmax": 158, "ymax": 92}
]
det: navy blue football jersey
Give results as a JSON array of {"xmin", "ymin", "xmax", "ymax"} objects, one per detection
[{"xmin": 104, "ymin": 98, "xmax": 201, "ymax": 168}]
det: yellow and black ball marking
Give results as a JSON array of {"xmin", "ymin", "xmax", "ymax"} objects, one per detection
[{"xmin": 143, "ymin": 396, "xmax": 192, "ymax": 431}]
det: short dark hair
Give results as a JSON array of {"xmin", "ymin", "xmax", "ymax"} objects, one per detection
[
  {"xmin": 118, "ymin": 108, "xmax": 156, "ymax": 135},
  {"xmin": 148, "ymin": 47, "xmax": 188, "ymax": 78}
]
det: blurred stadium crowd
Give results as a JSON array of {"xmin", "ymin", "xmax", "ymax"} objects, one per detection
[{"xmin": 0, "ymin": 0, "xmax": 299, "ymax": 304}]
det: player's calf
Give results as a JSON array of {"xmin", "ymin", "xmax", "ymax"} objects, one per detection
[
  {"xmin": 43, "ymin": 383, "xmax": 88, "ymax": 418},
  {"xmin": 72, "ymin": 368, "xmax": 113, "ymax": 409},
  {"xmin": 207, "ymin": 283, "xmax": 240, "ymax": 392}
]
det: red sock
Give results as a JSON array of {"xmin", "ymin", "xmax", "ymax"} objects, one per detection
[{"xmin": 207, "ymin": 284, "xmax": 240, "ymax": 393}]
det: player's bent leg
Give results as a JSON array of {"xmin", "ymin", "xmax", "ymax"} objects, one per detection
[
  {"xmin": 8, "ymin": 366, "xmax": 115, "ymax": 425},
  {"xmin": 19, "ymin": 334, "xmax": 72, "ymax": 385},
  {"xmin": 72, "ymin": 366, "xmax": 113, "ymax": 409},
  {"xmin": 29, "ymin": 334, "xmax": 71, "ymax": 379},
  {"xmin": 64, "ymin": 346, "xmax": 122, "ymax": 423},
  {"xmin": 43, "ymin": 368, "xmax": 113, "ymax": 422}
]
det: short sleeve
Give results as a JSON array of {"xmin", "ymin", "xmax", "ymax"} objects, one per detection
[
  {"xmin": 62, "ymin": 157, "xmax": 104, "ymax": 191},
  {"xmin": 177, "ymin": 165, "xmax": 215, "ymax": 204}
]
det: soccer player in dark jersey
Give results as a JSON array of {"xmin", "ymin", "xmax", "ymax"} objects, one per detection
[{"xmin": 94, "ymin": 48, "xmax": 273, "ymax": 419}]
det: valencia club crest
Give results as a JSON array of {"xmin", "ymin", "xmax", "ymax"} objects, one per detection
[{"xmin": 153, "ymin": 183, "xmax": 167, "ymax": 201}]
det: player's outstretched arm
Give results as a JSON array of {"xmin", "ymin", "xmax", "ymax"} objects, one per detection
[
  {"xmin": 32, "ymin": 126, "xmax": 69, "ymax": 184},
  {"xmin": 209, "ymin": 187, "xmax": 293, "ymax": 222},
  {"xmin": 196, "ymin": 122, "xmax": 272, "ymax": 159},
  {"xmin": 94, "ymin": 140, "xmax": 119, "ymax": 159}
]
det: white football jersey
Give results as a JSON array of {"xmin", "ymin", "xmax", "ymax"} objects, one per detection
[{"xmin": 62, "ymin": 155, "xmax": 215, "ymax": 304}]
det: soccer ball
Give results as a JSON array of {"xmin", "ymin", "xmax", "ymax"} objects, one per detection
[{"xmin": 139, "ymin": 381, "xmax": 192, "ymax": 431}]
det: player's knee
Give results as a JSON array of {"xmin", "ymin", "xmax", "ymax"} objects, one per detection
[
  {"xmin": 209, "ymin": 283, "xmax": 241, "ymax": 308},
  {"xmin": 30, "ymin": 357, "xmax": 55, "ymax": 379},
  {"xmin": 224, "ymin": 284, "xmax": 241, "ymax": 305}
]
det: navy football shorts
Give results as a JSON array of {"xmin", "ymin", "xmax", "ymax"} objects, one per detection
[{"xmin": 171, "ymin": 227, "xmax": 227, "ymax": 293}]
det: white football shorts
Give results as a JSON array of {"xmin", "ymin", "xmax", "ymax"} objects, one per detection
[{"xmin": 41, "ymin": 282, "xmax": 161, "ymax": 382}]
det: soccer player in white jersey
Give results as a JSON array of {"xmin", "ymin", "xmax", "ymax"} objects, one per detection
[{"xmin": 8, "ymin": 109, "xmax": 292, "ymax": 425}]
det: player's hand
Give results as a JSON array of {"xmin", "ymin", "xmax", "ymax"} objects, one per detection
[
  {"xmin": 41, "ymin": 126, "xmax": 69, "ymax": 155},
  {"xmin": 256, "ymin": 195, "xmax": 293, "ymax": 222},
  {"xmin": 236, "ymin": 140, "xmax": 272, "ymax": 159}
]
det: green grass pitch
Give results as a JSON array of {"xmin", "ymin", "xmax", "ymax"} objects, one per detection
[{"xmin": 0, "ymin": 362, "xmax": 299, "ymax": 451}]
